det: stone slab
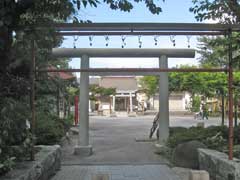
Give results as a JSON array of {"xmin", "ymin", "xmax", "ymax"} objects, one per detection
[
  {"xmin": 2, "ymin": 145, "xmax": 61, "ymax": 180},
  {"xmin": 198, "ymin": 148, "xmax": 240, "ymax": 180},
  {"xmin": 135, "ymin": 136, "xmax": 157, "ymax": 142},
  {"xmin": 74, "ymin": 145, "xmax": 93, "ymax": 156}
]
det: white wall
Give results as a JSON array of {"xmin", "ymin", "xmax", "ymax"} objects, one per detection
[{"xmin": 149, "ymin": 92, "xmax": 191, "ymax": 111}]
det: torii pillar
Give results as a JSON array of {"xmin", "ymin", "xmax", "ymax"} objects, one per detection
[
  {"xmin": 74, "ymin": 54, "xmax": 92, "ymax": 156},
  {"xmin": 158, "ymin": 55, "xmax": 169, "ymax": 144}
]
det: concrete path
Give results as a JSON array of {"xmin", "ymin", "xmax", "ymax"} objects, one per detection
[
  {"xmin": 61, "ymin": 116, "xmax": 171, "ymax": 165},
  {"xmin": 51, "ymin": 115, "xmax": 222, "ymax": 180},
  {"xmin": 62, "ymin": 115, "xmax": 221, "ymax": 165},
  {"xmin": 51, "ymin": 165, "xmax": 181, "ymax": 180}
]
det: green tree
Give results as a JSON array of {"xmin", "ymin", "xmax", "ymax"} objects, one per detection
[
  {"xmin": 197, "ymin": 36, "xmax": 228, "ymax": 67},
  {"xmin": 0, "ymin": 0, "xmax": 165, "ymax": 173},
  {"xmin": 0, "ymin": 0, "xmax": 72, "ymax": 173},
  {"xmin": 190, "ymin": 0, "xmax": 240, "ymax": 69},
  {"xmin": 139, "ymin": 65, "xmax": 236, "ymax": 112},
  {"xmin": 0, "ymin": 0, "xmax": 164, "ymax": 68},
  {"xmin": 197, "ymin": 34, "xmax": 240, "ymax": 68},
  {"xmin": 190, "ymin": 0, "xmax": 240, "ymax": 123},
  {"xmin": 89, "ymin": 85, "xmax": 116, "ymax": 102},
  {"xmin": 140, "ymin": 66, "xmax": 219, "ymax": 98},
  {"xmin": 139, "ymin": 76, "xmax": 159, "ymax": 97},
  {"xmin": 0, "ymin": 0, "xmax": 165, "ymax": 105},
  {"xmin": 190, "ymin": 0, "xmax": 240, "ymax": 23},
  {"xmin": 90, "ymin": 85, "xmax": 116, "ymax": 113}
]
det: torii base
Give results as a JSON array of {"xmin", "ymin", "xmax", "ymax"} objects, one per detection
[{"xmin": 74, "ymin": 145, "xmax": 92, "ymax": 156}]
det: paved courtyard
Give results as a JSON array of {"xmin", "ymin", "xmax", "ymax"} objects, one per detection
[
  {"xmin": 62, "ymin": 115, "xmax": 222, "ymax": 164},
  {"xmin": 51, "ymin": 115, "xmax": 222, "ymax": 180},
  {"xmin": 52, "ymin": 164, "xmax": 181, "ymax": 180}
]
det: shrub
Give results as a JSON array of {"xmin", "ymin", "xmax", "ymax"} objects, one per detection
[
  {"xmin": 169, "ymin": 127, "xmax": 188, "ymax": 136},
  {"xmin": 35, "ymin": 111, "xmax": 73, "ymax": 145},
  {"xmin": 0, "ymin": 157, "xmax": 16, "ymax": 175},
  {"xmin": 0, "ymin": 98, "xmax": 30, "ymax": 175},
  {"xmin": 167, "ymin": 125, "xmax": 240, "ymax": 157},
  {"xmin": 61, "ymin": 113, "xmax": 74, "ymax": 132},
  {"xmin": 35, "ymin": 111, "xmax": 65, "ymax": 145},
  {"xmin": 167, "ymin": 126, "xmax": 230, "ymax": 149},
  {"xmin": 167, "ymin": 127, "xmax": 206, "ymax": 148}
]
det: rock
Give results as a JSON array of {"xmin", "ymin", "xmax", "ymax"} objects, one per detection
[
  {"xmin": 172, "ymin": 167, "xmax": 191, "ymax": 180},
  {"xmin": 172, "ymin": 140, "xmax": 206, "ymax": 169}
]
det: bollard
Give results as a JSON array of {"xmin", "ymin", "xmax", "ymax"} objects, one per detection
[
  {"xmin": 189, "ymin": 170, "xmax": 210, "ymax": 180},
  {"xmin": 197, "ymin": 122, "xmax": 205, "ymax": 128}
]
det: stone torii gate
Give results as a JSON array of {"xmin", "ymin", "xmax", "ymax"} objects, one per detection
[{"xmin": 52, "ymin": 48, "xmax": 195, "ymax": 156}]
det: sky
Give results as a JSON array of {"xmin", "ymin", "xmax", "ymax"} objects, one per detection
[{"xmin": 61, "ymin": 0, "xmax": 206, "ymax": 76}]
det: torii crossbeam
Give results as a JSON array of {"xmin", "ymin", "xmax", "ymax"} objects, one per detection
[{"xmin": 27, "ymin": 22, "xmax": 240, "ymax": 160}]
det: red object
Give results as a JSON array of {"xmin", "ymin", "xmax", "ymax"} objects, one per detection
[
  {"xmin": 74, "ymin": 96, "xmax": 79, "ymax": 125},
  {"xmin": 48, "ymin": 66, "xmax": 75, "ymax": 80}
]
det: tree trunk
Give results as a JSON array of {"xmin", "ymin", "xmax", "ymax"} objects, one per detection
[
  {"xmin": 56, "ymin": 87, "xmax": 60, "ymax": 117},
  {"xmin": 234, "ymin": 94, "xmax": 238, "ymax": 127},
  {"xmin": 221, "ymin": 94, "xmax": 225, "ymax": 126},
  {"xmin": 0, "ymin": 28, "xmax": 14, "ymax": 99},
  {"xmin": 0, "ymin": 28, "xmax": 12, "ymax": 73},
  {"xmin": 64, "ymin": 100, "xmax": 67, "ymax": 118},
  {"xmin": 68, "ymin": 100, "xmax": 71, "ymax": 117},
  {"xmin": 109, "ymin": 96, "xmax": 112, "ymax": 115}
]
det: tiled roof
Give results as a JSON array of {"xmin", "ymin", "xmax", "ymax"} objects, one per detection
[
  {"xmin": 99, "ymin": 77, "xmax": 138, "ymax": 92},
  {"xmin": 48, "ymin": 66, "xmax": 75, "ymax": 80}
]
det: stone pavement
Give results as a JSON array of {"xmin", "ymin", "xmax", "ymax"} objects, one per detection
[
  {"xmin": 61, "ymin": 116, "xmax": 170, "ymax": 165},
  {"xmin": 51, "ymin": 165, "xmax": 181, "ymax": 180},
  {"xmin": 51, "ymin": 115, "xmax": 222, "ymax": 180}
]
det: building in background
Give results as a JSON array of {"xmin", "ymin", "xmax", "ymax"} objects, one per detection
[
  {"xmin": 149, "ymin": 92, "xmax": 191, "ymax": 113},
  {"xmin": 98, "ymin": 76, "xmax": 138, "ymax": 116},
  {"xmin": 88, "ymin": 76, "xmax": 191, "ymax": 116}
]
